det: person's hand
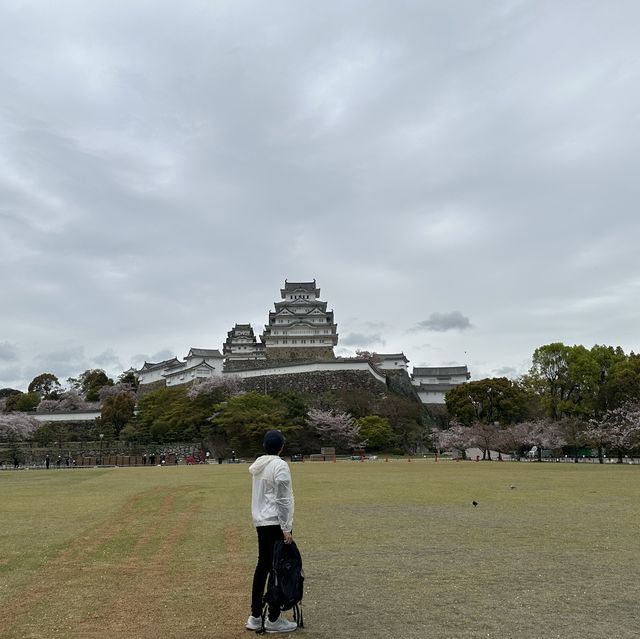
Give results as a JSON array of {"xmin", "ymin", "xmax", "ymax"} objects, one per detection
[{"xmin": 283, "ymin": 531, "xmax": 293, "ymax": 544}]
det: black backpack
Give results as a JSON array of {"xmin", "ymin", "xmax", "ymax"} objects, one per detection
[{"xmin": 260, "ymin": 540, "xmax": 304, "ymax": 631}]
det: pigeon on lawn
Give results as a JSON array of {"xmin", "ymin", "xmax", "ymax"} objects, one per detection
[{"xmin": 472, "ymin": 501, "xmax": 478, "ymax": 507}]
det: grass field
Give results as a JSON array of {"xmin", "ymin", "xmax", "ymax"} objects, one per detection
[{"xmin": 1, "ymin": 460, "xmax": 639, "ymax": 639}]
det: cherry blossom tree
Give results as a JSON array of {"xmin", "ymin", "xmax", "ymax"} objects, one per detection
[
  {"xmin": 436, "ymin": 423, "xmax": 473, "ymax": 459},
  {"xmin": 0, "ymin": 413, "xmax": 39, "ymax": 441},
  {"xmin": 468, "ymin": 421, "xmax": 501, "ymax": 460},
  {"xmin": 591, "ymin": 401, "xmax": 640, "ymax": 463},
  {"xmin": 496, "ymin": 422, "xmax": 534, "ymax": 460},
  {"xmin": 518, "ymin": 419, "xmax": 566, "ymax": 461},
  {"xmin": 307, "ymin": 408, "xmax": 364, "ymax": 450},
  {"xmin": 36, "ymin": 389, "xmax": 94, "ymax": 413},
  {"xmin": 187, "ymin": 375, "xmax": 243, "ymax": 400}
]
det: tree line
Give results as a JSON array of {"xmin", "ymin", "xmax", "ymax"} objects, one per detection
[{"xmin": 441, "ymin": 343, "xmax": 640, "ymax": 462}]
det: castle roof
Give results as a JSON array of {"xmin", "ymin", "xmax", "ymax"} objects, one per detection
[
  {"xmin": 374, "ymin": 352, "xmax": 409, "ymax": 362},
  {"xmin": 138, "ymin": 357, "xmax": 179, "ymax": 372},
  {"xmin": 163, "ymin": 360, "xmax": 219, "ymax": 378},
  {"xmin": 186, "ymin": 348, "xmax": 223, "ymax": 358},
  {"xmin": 281, "ymin": 280, "xmax": 320, "ymax": 297}
]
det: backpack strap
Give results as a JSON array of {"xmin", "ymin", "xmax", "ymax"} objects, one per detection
[
  {"xmin": 255, "ymin": 603, "xmax": 268, "ymax": 635},
  {"xmin": 293, "ymin": 603, "xmax": 304, "ymax": 628}
]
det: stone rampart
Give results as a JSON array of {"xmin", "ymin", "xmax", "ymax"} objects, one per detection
[
  {"xmin": 265, "ymin": 347, "xmax": 335, "ymax": 361},
  {"xmin": 239, "ymin": 369, "xmax": 386, "ymax": 397}
]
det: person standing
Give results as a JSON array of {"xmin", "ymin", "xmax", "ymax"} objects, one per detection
[
  {"xmin": 45, "ymin": 454, "xmax": 50, "ymax": 470},
  {"xmin": 245, "ymin": 430, "xmax": 297, "ymax": 633}
]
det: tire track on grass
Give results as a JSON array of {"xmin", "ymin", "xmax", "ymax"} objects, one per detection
[{"xmin": 0, "ymin": 486, "xmax": 190, "ymax": 636}]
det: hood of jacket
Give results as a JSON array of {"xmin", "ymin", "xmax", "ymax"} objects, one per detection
[{"xmin": 249, "ymin": 454, "xmax": 281, "ymax": 476}]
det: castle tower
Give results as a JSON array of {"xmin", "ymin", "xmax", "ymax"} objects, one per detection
[
  {"xmin": 223, "ymin": 323, "xmax": 266, "ymax": 369},
  {"xmin": 260, "ymin": 280, "xmax": 338, "ymax": 361}
]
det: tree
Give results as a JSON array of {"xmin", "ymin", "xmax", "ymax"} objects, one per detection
[
  {"xmin": 595, "ymin": 401, "xmax": 640, "ymax": 463},
  {"xmin": 436, "ymin": 423, "xmax": 472, "ymax": 459},
  {"xmin": 134, "ymin": 386, "xmax": 210, "ymax": 444},
  {"xmin": 468, "ymin": 421, "xmax": 501, "ymax": 460},
  {"xmin": 317, "ymin": 388, "xmax": 377, "ymax": 420},
  {"xmin": 117, "ymin": 370, "xmax": 140, "ymax": 391},
  {"xmin": 518, "ymin": 420, "xmax": 566, "ymax": 461},
  {"xmin": 496, "ymin": 423, "xmax": 532, "ymax": 460},
  {"xmin": 446, "ymin": 378, "xmax": 532, "ymax": 426},
  {"xmin": 101, "ymin": 388, "xmax": 136, "ymax": 436},
  {"xmin": 529, "ymin": 343, "xmax": 600, "ymax": 419},
  {"xmin": 187, "ymin": 375, "xmax": 243, "ymax": 401},
  {"xmin": 559, "ymin": 417, "xmax": 588, "ymax": 463},
  {"xmin": 307, "ymin": 408, "xmax": 363, "ymax": 450},
  {"xmin": 28, "ymin": 373, "xmax": 62, "ymax": 399},
  {"xmin": 375, "ymin": 395, "xmax": 424, "ymax": 453},
  {"xmin": 0, "ymin": 388, "xmax": 22, "ymax": 400},
  {"xmin": 601, "ymin": 353, "xmax": 640, "ymax": 411},
  {"xmin": 68, "ymin": 369, "xmax": 114, "ymax": 401},
  {"xmin": 356, "ymin": 415, "xmax": 393, "ymax": 450},
  {"xmin": 211, "ymin": 392, "xmax": 290, "ymax": 454},
  {"xmin": 0, "ymin": 412, "xmax": 39, "ymax": 440},
  {"xmin": 36, "ymin": 390, "xmax": 90, "ymax": 413},
  {"xmin": 4, "ymin": 392, "xmax": 41, "ymax": 412}
]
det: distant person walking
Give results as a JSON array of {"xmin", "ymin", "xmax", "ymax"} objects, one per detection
[
  {"xmin": 45, "ymin": 454, "xmax": 50, "ymax": 470},
  {"xmin": 245, "ymin": 430, "xmax": 297, "ymax": 634}
]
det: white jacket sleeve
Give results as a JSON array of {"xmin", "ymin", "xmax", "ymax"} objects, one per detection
[{"xmin": 274, "ymin": 462, "xmax": 294, "ymax": 532}]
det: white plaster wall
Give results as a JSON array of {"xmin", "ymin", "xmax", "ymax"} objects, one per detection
[
  {"xmin": 417, "ymin": 390, "xmax": 446, "ymax": 404},
  {"xmin": 33, "ymin": 411, "xmax": 102, "ymax": 422},
  {"xmin": 138, "ymin": 368, "xmax": 167, "ymax": 384}
]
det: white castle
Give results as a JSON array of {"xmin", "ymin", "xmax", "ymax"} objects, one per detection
[{"xmin": 136, "ymin": 279, "xmax": 469, "ymax": 404}]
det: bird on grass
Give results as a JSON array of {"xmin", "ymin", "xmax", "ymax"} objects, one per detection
[{"xmin": 472, "ymin": 501, "xmax": 478, "ymax": 507}]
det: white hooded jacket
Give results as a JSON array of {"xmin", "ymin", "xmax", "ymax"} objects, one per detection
[{"xmin": 249, "ymin": 454, "xmax": 294, "ymax": 532}]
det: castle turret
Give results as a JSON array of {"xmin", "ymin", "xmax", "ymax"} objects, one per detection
[{"xmin": 223, "ymin": 323, "xmax": 266, "ymax": 365}]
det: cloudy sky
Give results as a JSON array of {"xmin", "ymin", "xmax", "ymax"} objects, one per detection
[{"xmin": 1, "ymin": 0, "xmax": 639, "ymax": 391}]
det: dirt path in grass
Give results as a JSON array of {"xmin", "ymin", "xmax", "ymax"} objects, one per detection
[{"xmin": 0, "ymin": 486, "xmax": 251, "ymax": 639}]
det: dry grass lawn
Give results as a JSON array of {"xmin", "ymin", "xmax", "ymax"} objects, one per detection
[{"xmin": 1, "ymin": 460, "xmax": 639, "ymax": 638}]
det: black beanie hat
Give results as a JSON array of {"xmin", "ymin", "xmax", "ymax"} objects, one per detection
[{"xmin": 263, "ymin": 429, "xmax": 285, "ymax": 454}]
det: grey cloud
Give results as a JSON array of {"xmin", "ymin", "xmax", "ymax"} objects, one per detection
[
  {"xmin": 412, "ymin": 312, "xmax": 472, "ymax": 333},
  {"xmin": 340, "ymin": 333, "xmax": 385, "ymax": 347},
  {"xmin": 92, "ymin": 349, "xmax": 122, "ymax": 369},
  {"xmin": 0, "ymin": 365, "xmax": 23, "ymax": 386},
  {"xmin": 0, "ymin": 341, "xmax": 18, "ymax": 361},
  {"xmin": 492, "ymin": 366, "xmax": 520, "ymax": 379}
]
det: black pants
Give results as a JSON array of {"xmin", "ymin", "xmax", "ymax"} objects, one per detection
[{"xmin": 251, "ymin": 525, "xmax": 284, "ymax": 620}]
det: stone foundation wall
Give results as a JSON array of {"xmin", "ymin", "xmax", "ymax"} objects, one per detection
[
  {"xmin": 265, "ymin": 346, "xmax": 335, "ymax": 361},
  {"xmin": 385, "ymin": 369, "xmax": 422, "ymax": 402},
  {"xmin": 224, "ymin": 359, "xmax": 269, "ymax": 372},
  {"xmin": 239, "ymin": 369, "xmax": 386, "ymax": 397},
  {"xmin": 137, "ymin": 380, "xmax": 166, "ymax": 397}
]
